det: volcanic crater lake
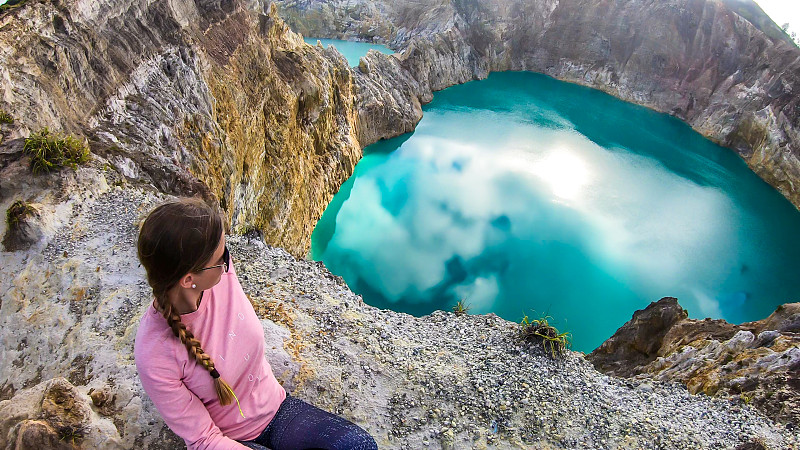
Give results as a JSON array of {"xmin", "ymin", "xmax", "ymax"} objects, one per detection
[{"xmin": 310, "ymin": 71, "xmax": 800, "ymax": 352}]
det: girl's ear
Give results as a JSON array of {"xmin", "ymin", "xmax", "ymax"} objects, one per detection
[{"xmin": 177, "ymin": 273, "xmax": 195, "ymax": 289}]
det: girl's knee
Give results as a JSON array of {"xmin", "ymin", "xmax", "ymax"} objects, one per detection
[{"xmin": 333, "ymin": 425, "xmax": 378, "ymax": 450}]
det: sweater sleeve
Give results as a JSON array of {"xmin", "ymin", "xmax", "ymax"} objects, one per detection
[{"xmin": 135, "ymin": 345, "xmax": 251, "ymax": 450}]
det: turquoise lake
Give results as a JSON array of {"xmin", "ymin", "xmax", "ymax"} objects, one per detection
[
  {"xmin": 310, "ymin": 71, "xmax": 800, "ymax": 353},
  {"xmin": 303, "ymin": 38, "xmax": 393, "ymax": 66}
]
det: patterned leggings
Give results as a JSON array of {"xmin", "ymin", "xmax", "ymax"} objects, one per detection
[{"xmin": 238, "ymin": 393, "xmax": 378, "ymax": 450}]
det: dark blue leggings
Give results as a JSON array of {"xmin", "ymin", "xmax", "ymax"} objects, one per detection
[{"xmin": 238, "ymin": 393, "xmax": 378, "ymax": 450}]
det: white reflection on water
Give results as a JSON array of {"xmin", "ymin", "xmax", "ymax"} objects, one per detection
[
  {"xmin": 329, "ymin": 115, "xmax": 738, "ymax": 318},
  {"xmin": 527, "ymin": 150, "xmax": 591, "ymax": 202}
]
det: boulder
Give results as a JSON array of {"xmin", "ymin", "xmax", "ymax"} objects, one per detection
[
  {"xmin": 587, "ymin": 297, "xmax": 688, "ymax": 377},
  {"xmin": 0, "ymin": 378, "xmax": 123, "ymax": 449},
  {"xmin": 588, "ymin": 298, "xmax": 800, "ymax": 426}
]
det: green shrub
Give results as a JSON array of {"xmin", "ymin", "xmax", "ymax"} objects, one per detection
[
  {"xmin": 24, "ymin": 128, "xmax": 90, "ymax": 174},
  {"xmin": 0, "ymin": 0, "xmax": 28, "ymax": 13},
  {"xmin": 6, "ymin": 200, "xmax": 35, "ymax": 227},
  {"xmin": 0, "ymin": 110, "xmax": 13, "ymax": 125},
  {"xmin": 519, "ymin": 314, "xmax": 571, "ymax": 358},
  {"xmin": 452, "ymin": 299, "xmax": 471, "ymax": 316}
]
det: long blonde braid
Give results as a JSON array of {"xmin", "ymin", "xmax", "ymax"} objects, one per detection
[{"xmin": 158, "ymin": 298, "xmax": 236, "ymax": 405}]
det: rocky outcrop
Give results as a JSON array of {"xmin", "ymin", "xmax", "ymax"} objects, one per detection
[
  {"xmin": 276, "ymin": 0, "xmax": 800, "ymax": 211},
  {"xmin": 585, "ymin": 297, "xmax": 690, "ymax": 378},
  {"xmin": 0, "ymin": 177, "xmax": 797, "ymax": 448},
  {"xmin": 588, "ymin": 297, "xmax": 800, "ymax": 427},
  {"xmin": 0, "ymin": 0, "xmax": 420, "ymax": 258},
  {"xmin": 0, "ymin": 377, "xmax": 123, "ymax": 449}
]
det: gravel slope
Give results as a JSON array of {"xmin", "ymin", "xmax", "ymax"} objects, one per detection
[{"xmin": 2, "ymin": 180, "xmax": 797, "ymax": 449}]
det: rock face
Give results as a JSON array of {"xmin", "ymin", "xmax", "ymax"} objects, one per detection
[
  {"xmin": 0, "ymin": 177, "xmax": 797, "ymax": 448},
  {"xmin": 276, "ymin": 0, "xmax": 800, "ymax": 211},
  {"xmin": 4, "ymin": 0, "xmax": 799, "ymax": 255},
  {"xmin": 0, "ymin": 377, "xmax": 123, "ymax": 449},
  {"xmin": 586, "ymin": 297, "xmax": 690, "ymax": 378},
  {"xmin": 0, "ymin": 0, "xmax": 421, "ymax": 258},
  {"xmin": 588, "ymin": 297, "xmax": 800, "ymax": 427}
]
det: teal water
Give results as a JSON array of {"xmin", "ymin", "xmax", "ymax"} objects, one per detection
[
  {"xmin": 310, "ymin": 71, "xmax": 800, "ymax": 353},
  {"xmin": 303, "ymin": 38, "xmax": 393, "ymax": 67}
]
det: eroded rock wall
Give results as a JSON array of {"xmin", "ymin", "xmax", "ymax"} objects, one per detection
[
  {"xmin": 0, "ymin": 0, "xmax": 389, "ymax": 257},
  {"xmin": 588, "ymin": 297, "xmax": 800, "ymax": 426},
  {"xmin": 276, "ymin": 0, "xmax": 800, "ymax": 210}
]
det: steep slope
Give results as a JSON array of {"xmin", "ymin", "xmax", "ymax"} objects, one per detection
[
  {"xmin": 0, "ymin": 182, "xmax": 796, "ymax": 448},
  {"xmin": 277, "ymin": 0, "xmax": 800, "ymax": 211},
  {"xmin": 722, "ymin": 0, "xmax": 797, "ymax": 46},
  {"xmin": 0, "ymin": 0, "xmax": 418, "ymax": 258}
]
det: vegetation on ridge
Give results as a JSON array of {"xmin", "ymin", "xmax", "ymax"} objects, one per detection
[
  {"xmin": 0, "ymin": 109, "xmax": 12, "ymax": 144},
  {"xmin": 0, "ymin": 110, "xmax": 13, "ymax": 125},
  {"xmin": 0, "ymin": 0, "xmax": 28, "ymax": 14},
  {"xmin": 23, "ymin": 128, "xmax": 91, "ymax": 174},
  {"xmin": 452, "ymin": 299, "xmax": 471, "ymax": 316},
  {"xmin": 722, "ymin": 0, "xmax": 798, "ymax": 47},
  {"xmin": 6, "ymin": 200, "xmax": 35, "ymax": 227},
  {"xmin": 519, "ymin": 313, "xmax": 571, "ymax": 358}
]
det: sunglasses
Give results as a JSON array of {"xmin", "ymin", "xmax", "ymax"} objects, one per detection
[{"xmin": 199, "ymin": 246, "xmax": 229, "ymax": 273}]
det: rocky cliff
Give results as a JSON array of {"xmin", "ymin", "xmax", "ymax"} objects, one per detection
[
  {"xmin": 0, "ymin": 0, "xmax": 421, "ymax": 258},
  {"xmin": 276, "ymin": 0, "xmax": 800, "ymax": 211},
  {"xmin": 1, "ymin": 0, "xmax": 799, "ymax": 448},
  {"xmin": 588, "ymin": 297, "xmax": 800, "ymax": 427}
]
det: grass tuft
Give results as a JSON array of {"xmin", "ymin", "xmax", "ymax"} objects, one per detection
[
  {"xmin": 452, "ymin": 299, "xmax": 471, "ymax": 316},
  {"xmin": 0, "ymin": 110, "xmax": 13, "ymax": 125},
  {"xmin": 0, "ymin": 0, "xmax": 28, "ymax": 14},
  {"xmin": 58, "ymin": 427, "xmax": 85, "ymax": 446},
  {"xmin": 6, "ymin": 200, "xmax": 35, "ymax": 227},
  {"xmin": 519, "ymin": 313, "xmax": 571, "ymax": 358},
  {"xmin": 23, "ymin": 128, "xmax": 90, "ymax": 174}
]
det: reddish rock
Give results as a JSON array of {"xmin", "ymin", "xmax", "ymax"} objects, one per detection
[
  {"xmin": 14, "ymin": 420, "xmax": 73, "ymax": 450},
  {"xmin": 588, "ymin": 299, "xmax": 800, "ymax": 426},
  {"xmin": 587, "ymin": 297, "xmax": 688, "ymax": 377}
]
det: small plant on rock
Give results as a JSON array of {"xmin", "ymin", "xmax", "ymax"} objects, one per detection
[
  {"xmin": 0, "ymin": 0, "xmax": 28, "ymax": 14},
  {"xmin": 23, "ymin": 128, "xmax": 90, "ymax": 174},
  {"xmin": 6, "ymin": 200, "xmax": 35, "ymax": 227},
  {"xmin": 452, "ymin": 299, "xmax": 471, "ymax": 316},
  {"xmin": 0, "ymin": 110, "xmax": 13, "ymax": 124},
  {"xmin": 519, "ymin": 313, "xmax": 571, "ymax": 358},
  {"xmin": 58, "ymin": 427, "xmax": 85, "ymax": 446}
]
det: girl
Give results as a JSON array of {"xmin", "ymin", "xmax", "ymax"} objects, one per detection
[{"xmin": 134, "ymin": 197, "xmax": 377, "ymax": 450}]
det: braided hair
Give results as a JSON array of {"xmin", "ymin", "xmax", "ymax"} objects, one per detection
[{"xmin": 137, "ymin": 197, "xmax": 235, "ymax": 406}]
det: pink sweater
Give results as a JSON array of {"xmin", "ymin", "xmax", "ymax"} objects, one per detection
[{"xmin": 134, "ymin": 260, "xmax": 287, "ymax": 449}]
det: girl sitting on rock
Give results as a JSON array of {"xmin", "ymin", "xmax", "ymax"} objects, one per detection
[{"xmin": 134, "ymin": 197, "xmax": 377, "ymax": 450}]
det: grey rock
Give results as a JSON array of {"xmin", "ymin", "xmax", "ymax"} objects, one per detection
[{"xmin": 276, "ymin": 0, "xmax": 800, "ymax": 210}]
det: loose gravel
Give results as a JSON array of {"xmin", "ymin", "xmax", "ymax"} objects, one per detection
[{"xmin": 13, "ymin": 182, "xmax": 798, "ymax": 449}]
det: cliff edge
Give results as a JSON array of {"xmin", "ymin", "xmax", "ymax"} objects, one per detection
[
  {"xmin": 588, "ymin": 297, "xmax": 800, "ymax": 427},
  {"xmin": 0, "ymin": 179, "xmax": 796, "ymax": 448}
]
